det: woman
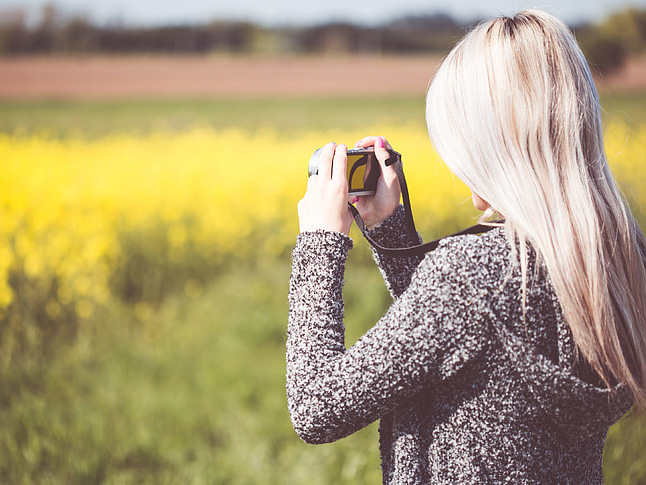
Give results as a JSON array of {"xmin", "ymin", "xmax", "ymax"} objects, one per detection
[{"xmin": 287, "ymin": 10, "xmax": 646, "ymax": 484}]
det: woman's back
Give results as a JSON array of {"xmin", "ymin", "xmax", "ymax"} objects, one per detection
[{"xmin": 287, "ymin": 208, "xmax": 632, "ymax": 483}]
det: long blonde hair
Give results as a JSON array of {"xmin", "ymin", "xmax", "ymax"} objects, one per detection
[{"xmin": 426, "ymin": 10, "xmax": 646, "ymax": 410}]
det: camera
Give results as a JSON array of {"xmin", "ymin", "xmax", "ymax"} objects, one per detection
[{"xmin": 308, "ymin": 147, "xmax": 381, "ymax": 196}]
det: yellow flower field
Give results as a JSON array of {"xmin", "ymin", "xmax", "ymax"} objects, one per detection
[{"xmin": 0, "ymin": 121, "xmax": 644, "ymax": 331}]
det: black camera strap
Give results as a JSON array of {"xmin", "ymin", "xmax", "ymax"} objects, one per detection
[{"xmin": 348, "ymin": 150, "xmax": 502, "ymax": 258}]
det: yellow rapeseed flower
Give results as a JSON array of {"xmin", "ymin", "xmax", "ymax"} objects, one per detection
[{"xmin": 0, "ymin": 122, "xmax": 644, "ymax": 328}]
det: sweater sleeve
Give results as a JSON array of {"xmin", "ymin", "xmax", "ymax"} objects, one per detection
[
  {"xmin": 286, "ymin": 230, "xmax": 492, "ymax": 445},
  {"xmin": 367, "ymin": 205, "xmax": 424, "ymax": 298}
]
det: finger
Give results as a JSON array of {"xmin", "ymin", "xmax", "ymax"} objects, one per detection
[
  {"xmin": 373, "ymin": 136, "xmax": 398, "ymax": 181},
  {"xmin": 373, "ymin": 136, "xmax": 393, "ymax": 164},
  {"xmin": 354, "ymin": 136, "xmax": 379, "ymax": 148},
  {"xmin": 304, "ymin": 174, "xmax": 318, "ymax": 197},
  {"xmin": 332, "ymin": 144, "xmax": 348, "ymax": 185},
  {"xmin": 354, "ymin": 135, "xmax": 394, "ymax": 149},
  {"xmin": 317, "ymin": 142, "xmax": 336, "ymax": 180}
]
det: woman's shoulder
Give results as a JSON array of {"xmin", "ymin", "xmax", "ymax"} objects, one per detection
[
  {"xmin": 439, "ymin": 224, "xmax": 508, "ymax": 255},
  {"xmin": 421, "ymin": 225, "xmax": 510, "ymax": 269},
  {"xmin": 412, "ymin": 225, "xmax": 512, "ymax": 291}
]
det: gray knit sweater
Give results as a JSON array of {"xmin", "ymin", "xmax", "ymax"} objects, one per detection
[{"xmin": 287, "ymin": 206, "xmax": 632, "ymax": 484}]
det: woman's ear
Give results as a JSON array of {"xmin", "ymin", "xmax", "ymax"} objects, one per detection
[{"xmin": 471, "ymin": 192, "xmax": 490, "ymax": 211}]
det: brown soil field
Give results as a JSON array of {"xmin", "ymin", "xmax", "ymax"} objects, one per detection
[
  {"xmin": 0, "ymin": 55, "xmax": 442, "ymax": 99},
  {"xmin": 0, "ymin": 55, "xmax": 644, "ymax": 99},
  {"xmin": 600, "ymin": 55, "xmax": 646, "ymax": 91}
]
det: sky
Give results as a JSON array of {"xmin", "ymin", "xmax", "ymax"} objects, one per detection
[{"xmin": 2, "ymin": 0, "xmax": 646, "ymax": 27}]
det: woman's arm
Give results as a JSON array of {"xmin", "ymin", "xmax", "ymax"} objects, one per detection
[
  {"xmin": 367, "ymin": 205, "xmax": 424, "ymax": 298},
  {"xmin": 286, "ymin": 231, "xmax": 491, "ymax": 444},
  {"xmin": 351, "ymin": 136, "xmax": 422, "ymax": 298}
]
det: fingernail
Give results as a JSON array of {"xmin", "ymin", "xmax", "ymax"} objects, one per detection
[
  {"xmin": 351, "ymin": 196, "xmax": 359, "ymax": 204},
  {"xmin": 377, "ymin": 137, "xmax": 384, "ymax": 148}
]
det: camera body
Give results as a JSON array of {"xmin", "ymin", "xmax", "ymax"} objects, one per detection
[{"xmin": 308, "ymin": 147, "xmax": 380, "ymax": 196}]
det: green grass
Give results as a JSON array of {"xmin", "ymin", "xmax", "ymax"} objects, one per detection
[
  {"xmin": 0, "ymin": 253, "xmax": 389, "ymax": 484},
  {"xmin": 0, "ymin": 96, "xmax": 426, "ymax": 138},
  {"xmin": 1, "ymin": 92, "xmax": 646, "ymax": 138},
  {"xmin": 601, "ymin": 91, "xmax": 646, "ymax": 127}
]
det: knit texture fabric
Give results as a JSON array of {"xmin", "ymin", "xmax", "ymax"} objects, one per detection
[{"xmin": 286, "ymin": 206, "xmax": 632, "ymax": 484}]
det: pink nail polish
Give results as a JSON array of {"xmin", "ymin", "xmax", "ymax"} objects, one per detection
[{"xmin": 377, "ymin": 137, "xmax": 384, "ymax": 148}]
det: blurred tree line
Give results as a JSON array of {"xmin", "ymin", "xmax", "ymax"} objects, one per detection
[{"xmin": 1, "ymin": 4, "xmax": 646, "ymax": 74}]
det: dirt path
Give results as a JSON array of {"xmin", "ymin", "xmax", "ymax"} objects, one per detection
[{"xmin": 0, "ymin": 55, "xmax": 643, "ymax": 99}]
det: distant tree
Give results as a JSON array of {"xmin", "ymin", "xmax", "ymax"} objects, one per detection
[
  {"xmin": 204, "ymin": 21, "xmax": 256, "ymax": 53},
  {"xmin": 60, "ymin": 16, "xmax": 98, "ymax": 54},
  {"xmin": 296, "ymin": 23, "xmax": 377, "ymax": 54},
  {"xmin": 576, "ymin": 8, "xmax": 646, "ymax": 76},
  {"xmin": 598, "ymin": 8, "xmax": 646, "ymax": 54},
  {"xmin": 294, "ymin": 14, "xmax": 464, "ymax": 55},
  {"xmin": 0, "ymin": 5, "xmax": 645, "ymax": 62},
  {"xmin": 29, "ymin": 4, "xmax": 58, "ymax": 53},
  {"xmin": 0, "ymin": 8, "xmax": 28, "ymax": 55},
  {"xmin": 578, "ymin": 30, "xmax": 627, "ymax": 76},
  {"xmin": 383, "ymin": 13, "xmax": 463, "ymax": 53}
]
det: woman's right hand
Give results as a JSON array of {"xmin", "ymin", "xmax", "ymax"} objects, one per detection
[{"xmin": 352, "ymin": 136, "xmax": 401, "ymax": 230}]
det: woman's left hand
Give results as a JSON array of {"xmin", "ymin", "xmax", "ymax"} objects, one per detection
[{"xmin": 297, "ymin": 143, "xmax": 354, "ymax": 235}]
